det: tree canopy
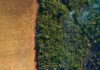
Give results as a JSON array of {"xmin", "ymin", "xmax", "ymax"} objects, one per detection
[{"xmin": 36, "ymin": 0, "xmax": 100, "ymax": 70}]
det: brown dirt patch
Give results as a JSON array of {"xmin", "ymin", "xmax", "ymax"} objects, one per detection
[{"xmin": 0, "ymin": 0, "xmax": 38, "ymax": 70}]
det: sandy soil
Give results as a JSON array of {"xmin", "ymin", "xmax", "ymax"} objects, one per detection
[{"xmin": 0, "ymin": 0, "xmax": 38, "ymax": 70}]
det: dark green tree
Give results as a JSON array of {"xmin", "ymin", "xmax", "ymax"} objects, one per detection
[
  {"xmin": 36, "ymin": 0, "xmax": 100, "ymax": 70},
  {"xmin": 61, "ymin": 0, "xmax": 100, "ymax": 70}
]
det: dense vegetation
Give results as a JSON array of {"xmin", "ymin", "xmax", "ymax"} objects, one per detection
[{"xmin": 36, "ymin": 0, "xmax": 100, "ymax": 70}]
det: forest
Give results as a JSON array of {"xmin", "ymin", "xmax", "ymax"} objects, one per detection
[{"xmin": 36, "ymin": 0, "xmax": 100, "ymax": 70}]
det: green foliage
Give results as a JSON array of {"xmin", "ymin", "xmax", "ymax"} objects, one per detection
[
  {"xmin": 36, "ymin": 0, "xmax": 100, "ymax": 70},
  {"xmin": 37, "ymin": 1, "xmax": 70, "ymax": 69}
]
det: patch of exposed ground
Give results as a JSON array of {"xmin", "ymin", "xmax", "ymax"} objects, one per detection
[{"xmin": 0, "ymin": 0, "xmax": 38, "ymax": 70}]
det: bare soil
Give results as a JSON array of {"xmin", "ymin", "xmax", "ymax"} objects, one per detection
[{"xmin": 0, "ymin": 0, "xmax": 38, "ymax": 70}]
